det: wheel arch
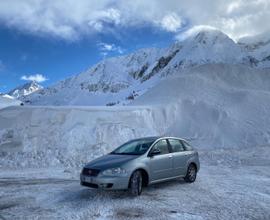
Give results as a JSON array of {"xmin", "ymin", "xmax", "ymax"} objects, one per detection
[
  {"xmin": 128, "ymin": 168, "xmax": 149, "ymax": 188},
  {"xmin": 186, "ymin": 162, "xmax": 198, "ymax": 174},
  {"xmin": 186, "ymin": 154, "xmax": 200, "ymax": 172}
]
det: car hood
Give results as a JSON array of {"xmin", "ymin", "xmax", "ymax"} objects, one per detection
[{"xmin": 84, "ymin": 154, "xmax": 140, "ymax": 170}]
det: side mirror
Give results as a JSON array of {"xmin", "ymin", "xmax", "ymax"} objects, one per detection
[{"xmin": 149, "ymin": 149, "xmax": 161, "ymax": 157}]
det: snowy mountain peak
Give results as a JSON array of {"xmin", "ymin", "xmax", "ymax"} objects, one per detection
[
  {"xmin": 8, "ymin": 81, "xmax": 43, "ymax": 99},
  {"xmin": 237, "ymin": 31, "xmax": 270, "ymax": 67},
  {"xmin": 191, "ymin": 29, "xmax": 234, "ymax": 45},
  {"xmin": 238, "ymin": 30, "xmax": 270, "ymax": 45},
  {"xmin": 20, "ymin": 29, "xmax": 270, "ymax": 106}
]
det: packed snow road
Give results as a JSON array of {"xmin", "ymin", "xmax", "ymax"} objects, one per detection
[{"xmin": 0, "ymin": 148, "xmax": 270, "ymax": 220}]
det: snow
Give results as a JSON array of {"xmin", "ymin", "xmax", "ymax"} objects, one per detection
[
  {"xmin": 238, "ymin": 30, "xmax": 270, "ymax": 45},
  {"xmin": 170, "ymin": 30, "xmax": 245, "ymax": 67},
  {"xmin": 132, "ymin": 64, "xmax": 270, "ymax": 148},
  {"xmin": 1, "ymin": 64, "xmax": 270, "ymax": 165},
  {"xmin": 0, "ymin": 31, "xmax": 270, "ymax": 219},
  {"xmin": 0, "ymin": 95, "xmax": 22, "ymax": 109},
  {"xmin": 8, "ymin": 81, "xmax": 43, "ymax": 100},
  {"xmin": 0, "ymin": 153, "xmax": 270, "ymax": 219},
  {"xmin": 1, "ymin": 94, "xmax": 15, "ymax": 99},
  {"xmin": 23, "ymin": 48, "xmax": 163, "ymax": 106},
  {"xmin": 238, "ymin": 31, "xmax": 270, "ymax": 68},
  {"xmin": 1, "ymin": 64, "xmax": 270, "ymax": 220},
  {"xmin": 20, "ymin": 29, "xmax": 270, "ymax": 107},
  {"xmin": 0, "ymin": 105, "xmax": 159, "ymax": 169}
]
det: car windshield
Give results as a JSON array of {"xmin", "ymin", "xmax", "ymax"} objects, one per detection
[{"xmin": 111, "ymin": 139, "xmax": 156, "ymax": 155}]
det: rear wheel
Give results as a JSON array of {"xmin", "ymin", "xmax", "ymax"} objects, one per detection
[
  {"xmin": 129, "ymin": 170, "xmax": 142, "ymax": 196},
  {"xmin": 184, "ymin": 164, "xmax": 197, "ymax": 183}
]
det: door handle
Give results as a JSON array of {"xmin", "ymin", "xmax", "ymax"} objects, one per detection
[{"xmin": 168, "ymin": 155, "xmax": 173, "ymax": 158}]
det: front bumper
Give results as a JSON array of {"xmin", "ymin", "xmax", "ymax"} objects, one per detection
[{"xmin": 80, "ymin": 173, "xmax": 130, "ymax": 190}]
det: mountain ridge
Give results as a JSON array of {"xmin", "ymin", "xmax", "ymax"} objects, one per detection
[
  {"xmin": 8, "ymin": 81, "xmax": 43, "ymax": 100},
  {"xmin": 12, "ymin": 29, "xmax": 270, "ymax": 106}
]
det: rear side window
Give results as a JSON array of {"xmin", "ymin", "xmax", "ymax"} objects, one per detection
[
  {"xmin": 151, "ymin": 139, "xmax": 170, "ymax": 155},
  {"xmin": 168, "ymin": 139, "xmax": 184, "ymax": 152},
  {"xmin": 181, "ymin": 140, "xmax": 193, "ymax": 151}
]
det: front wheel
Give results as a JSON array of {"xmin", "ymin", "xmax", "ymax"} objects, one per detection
[
  {"xmin": 129, "ymin": 170, "xmax": 142, "ymax": 196},
  {"xmin": 184, "ymin": 164, "xmax": 197, "ymax": 183}
]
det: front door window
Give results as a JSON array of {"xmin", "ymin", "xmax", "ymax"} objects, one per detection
[{"xmin": 151, "ymin": 139, "xmax": 169, "ymax": 155}]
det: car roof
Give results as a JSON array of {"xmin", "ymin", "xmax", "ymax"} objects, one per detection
[
  {"xmin": 130, "ymin": 136, "xmax": 160, "ymax": 142},
  {"xmin": 158, "ymin": 136, "xmax": 188, "ymax": 142},
  {"xmin": 130, "ymin": 136, "xmax": 188, "ymax": 142}
]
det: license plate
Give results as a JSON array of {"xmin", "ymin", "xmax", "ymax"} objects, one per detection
[{"xmin": 82, "ymin": 176, "xmax": 93, "ymax": 183}]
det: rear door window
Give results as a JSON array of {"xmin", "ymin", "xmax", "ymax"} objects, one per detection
[
  {"xmin": 168, "ymin": 139, "xmax": 184, "ymax": 152},
  {"xmin": 181, "ymin": 140, "xmax": 193, "ymax": 151}
]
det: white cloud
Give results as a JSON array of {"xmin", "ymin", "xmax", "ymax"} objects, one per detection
[
  {"xmin": 161, "ymin": 13, "xmax": 182, "ymax": 32},
  {"xmin": 21, "ymin": 74, "xmax": 48, "ymax": 83},
  {"xmin": 0, "ymin": 0, "xmax": 269, "ymax": 40},
  {"xmin": 88, "ymin": 8, "xmax": 121, "ymax": 32},
  {"xmin": 226, "ymin": 1, "xmax": 242, "ymax": 14},
  {"xmin": 98, "ymin": 42, "xmax": 124, "ymax": 56},
  {"xmin": 176, "ymin": 25, "xmax": 219, "ymax": 41}
]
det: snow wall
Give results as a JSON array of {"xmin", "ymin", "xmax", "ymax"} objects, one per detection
[{"xmin": 1, "ymin": 64, "xmax": 270, "ymax": 168}]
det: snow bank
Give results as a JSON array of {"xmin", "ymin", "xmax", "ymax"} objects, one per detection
[
  {"xmin": 1, "ymin": 64, "xmax": 270, "ymax": 169},
  {"xmin": 0, "ymin": 96, "xmax": 22, "ymax": 109},
  {"xmin": 0, "ymin": 106, "xmax": 159, "ymax": 168},
  {"xmin": 132, "ymin": 64, "xmax": 270, "ymax": 148}
]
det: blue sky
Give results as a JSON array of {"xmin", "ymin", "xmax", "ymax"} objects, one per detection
[
  {"xmin": 0, "ymin": 24, "xmax": 175, "ymax": 93},
  {"xmin": 0, "ymin": 0, "xmax": 268, "ymax": 93}
]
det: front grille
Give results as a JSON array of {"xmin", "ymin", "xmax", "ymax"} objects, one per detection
[
  {"xmin": 106, "ymin": 183, "xmax": 113, "ymax": 188},
  {"xmin": 82, "ymin": 168, "xmax": 100, "ymax": 177},
  {"xmin": 81, "ymin": 181, "xmax": 98, "ymax": 188}
]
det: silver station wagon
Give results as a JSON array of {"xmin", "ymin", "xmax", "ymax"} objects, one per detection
[{"xmin": 80, "ymin": 136, "xmax": 200, "ymax": 196}]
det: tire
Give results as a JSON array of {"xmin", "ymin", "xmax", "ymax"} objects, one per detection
[
  {"xmin": 129, "ymin": 170, "xmax": 143, "ymax": 196},
  {"xmin": 184, "ymin": 164, "xmax": 197, "ymax": 183}
]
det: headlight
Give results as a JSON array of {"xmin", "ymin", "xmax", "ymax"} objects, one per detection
[{"xmin": 101, "ymin": 167, "xmax": 127, "ymax": 176}]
